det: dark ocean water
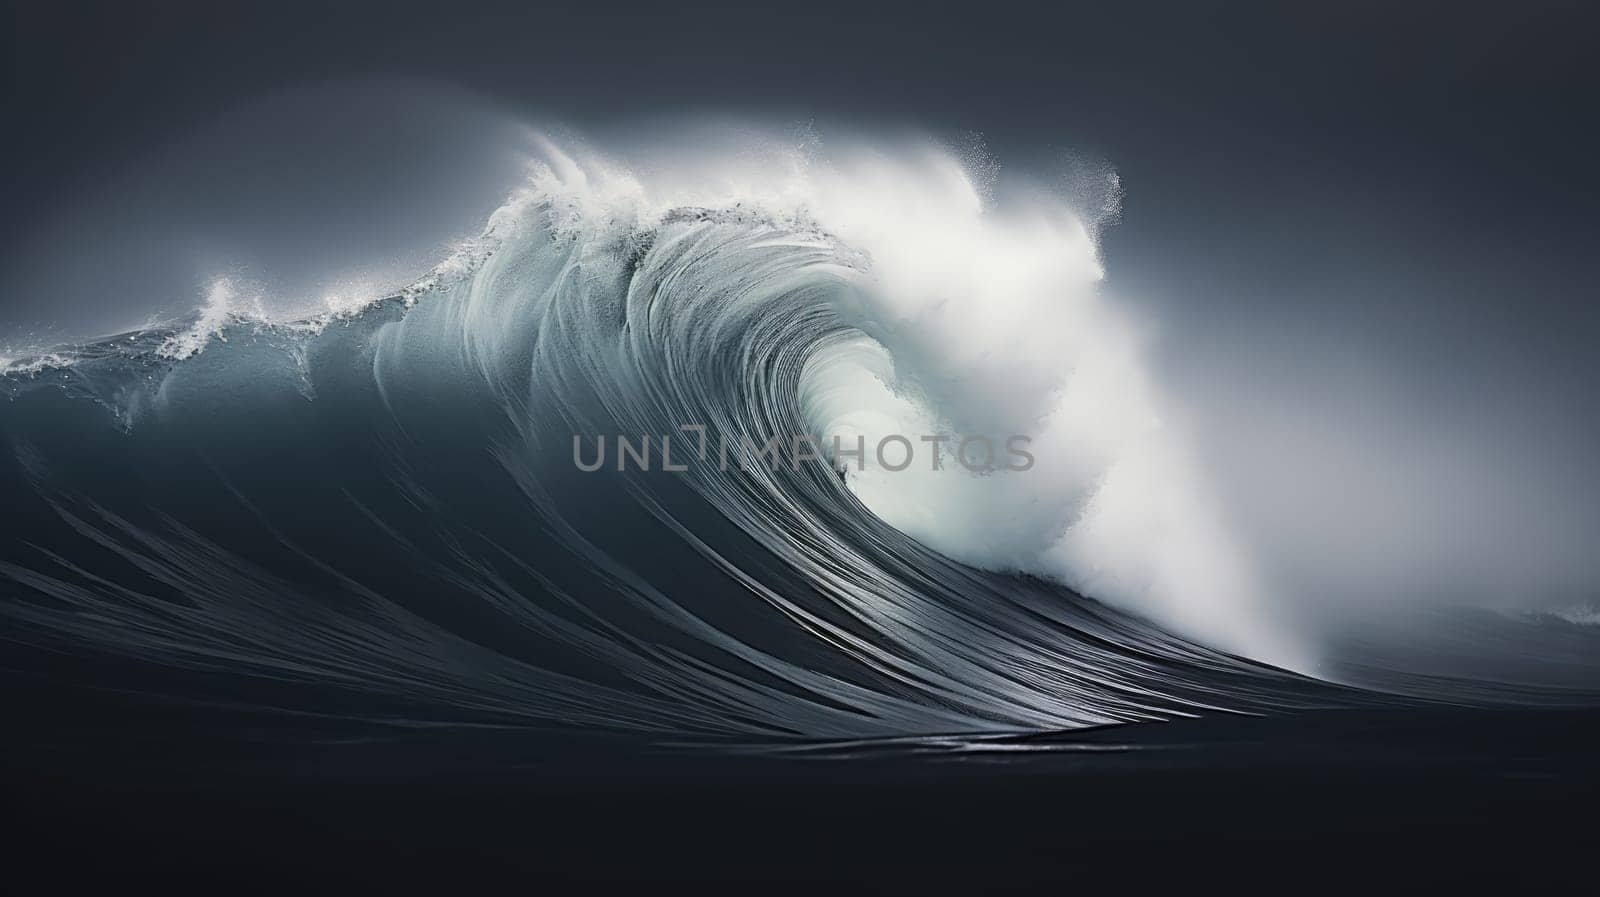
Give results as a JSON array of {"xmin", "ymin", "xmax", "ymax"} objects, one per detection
[{"xmin": 7, "ymin": 678, "xmax": 1598, "ymax": 888}]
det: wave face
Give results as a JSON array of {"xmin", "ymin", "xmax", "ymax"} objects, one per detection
[{"xmin": 0, "ymin": 135, "xmax": 1514, "ymax": 740}]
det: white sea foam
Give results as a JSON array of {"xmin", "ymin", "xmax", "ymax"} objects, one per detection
[
  {"xmin": 157, "ymin": 278, "xmax": 250, "ymax": 360},
  {"xmin": 1, "ymin": 351, "xmax": 79, "ymax": 376},
  {"xmin": 1545, "ymin": 604, "xmax": 1600, "ymax": 627},
  {"xmin": 481, "ymin": 131, "xmax": 1308, "ymax": 670}
]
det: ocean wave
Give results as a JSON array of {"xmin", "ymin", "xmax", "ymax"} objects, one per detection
[{"xmin": 1, "ymin": 133, "xmax": 1589, "ymax": 740}]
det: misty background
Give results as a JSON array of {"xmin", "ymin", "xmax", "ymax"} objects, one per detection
[{"xmin": 5, "ymin": 0, "xmax": 1598, "ymax": 650}]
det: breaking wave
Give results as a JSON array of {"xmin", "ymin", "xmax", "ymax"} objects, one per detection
[{"xmin": 2, "ymin": 133, "xmax": 1591, "ymax": 740}]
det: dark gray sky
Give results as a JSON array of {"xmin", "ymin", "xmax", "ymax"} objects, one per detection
[
  {"xmin": 5, "ymin": 0, "xmax": 1599, "ymax": 620},
  {"xmin": 6, "ymin": 1, "xmax": 1596, "ymax": 330}
]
